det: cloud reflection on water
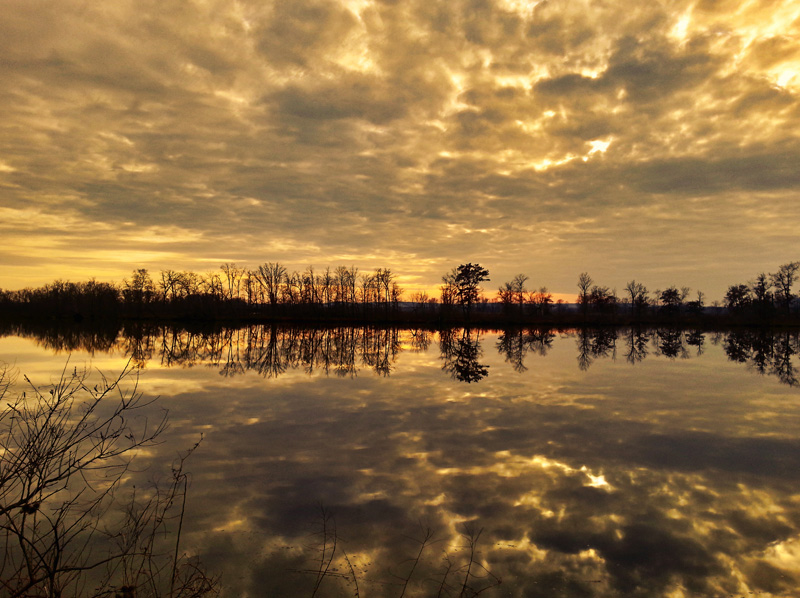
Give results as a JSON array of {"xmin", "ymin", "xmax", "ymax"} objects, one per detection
[{"xmin": 1, "ymin": 327, "xmax": 799, "ymax": 596}]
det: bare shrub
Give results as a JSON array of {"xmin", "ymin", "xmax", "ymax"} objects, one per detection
[{"xmin": 0, "ymin": 361, "xmax": 217, "ymax": 598}]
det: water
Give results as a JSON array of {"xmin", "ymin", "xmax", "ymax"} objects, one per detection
[{"xmin": 1, "ymin": 326, "xmax": 799, "ymax": 597}]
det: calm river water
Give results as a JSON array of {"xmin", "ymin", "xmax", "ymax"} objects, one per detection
[{"xmin": 1, "ymin": 326, "xmax": 799, "ymax": 597}]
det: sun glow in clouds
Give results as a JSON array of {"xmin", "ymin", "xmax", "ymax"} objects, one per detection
[
  {"xmin": 588, "ymin": 138, "xmax": 612, "ymax": 156},
  {"xmin": 774, "ymin": 66, "xmax": 798, "ymax": 90},
  {"xmin": 498, "ymin": 0, "xmax": 542, "ymax": 19},
  {"xmin": 670, "ymin": 12, "xmax": 692, "ymax": 44}
]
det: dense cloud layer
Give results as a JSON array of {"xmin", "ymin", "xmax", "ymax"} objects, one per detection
[{"xmin": 1, "ymin": 0, "xmax": 799, "ymax": 297}]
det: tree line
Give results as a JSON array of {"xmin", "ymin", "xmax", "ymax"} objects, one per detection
[
  {"xmin": 0, "ymin": 263, "xmax": 403, "ymax": 321},
  {"xmin": 494, "ymin": 261, "xmax": 799, "ymax": 323},
  {"xmin": 1, "ymin": 260, "xmax": 799, "ymax": 324}
]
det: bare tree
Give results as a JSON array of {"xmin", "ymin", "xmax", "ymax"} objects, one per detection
[
  {"xmin": 497, "ymin": 282, "xmax": 514, "ymax": 312},
  {"xmin": 577, "ymin": 272, "xmax": 593, "ymax": 315},
  {"xmin": 625, "ymin": 280, "xmax": 648, "ymax": 316},
  {"xmin": 390, "ymin": 280, "xmax": 403, "ymax": 307},
  {"xmin": 201, "ymin": 271, "xmax": 224, "ymax": 301},
  {"xmin": 243, "ymin": 270, "xmax": 256, "ymax": 305},
  {"xmin": 284, "ymin": 271, "xmax": 303, "ymax": 305},
  {"xmin": 685, "ymin": 289, "xmax": 705, "ymax": 314},
  {"xmin": 159, "ymin": 270, "xmax": 181, "ymax": 303},
  {"xmin": 373, "ymin": 268, "xmax": 397, "ymax": 305},
  {"xmin": 589, "ymin": 285, "xmax": 616, "ymax": 313},
  {"xmin": 530, "ymin": 287, "xmax": 553, "ymax": 316},
  {"xmin": 320, "ymin": 267, "xmax": 333, "ymax": 307},
  {"xmin": 159, "ymin": 270, "xmax": 200, "ymax": 304},
  {"xmin": 255, "ymin": 262, "xmax": 287, "ymax": 307},
  {"xmin": 771, "ymin": 261, "xmax": 800, "ymax": 315},
  {"xmin": 511, "ymin": 274, "xmax": 528, "ymax": 314},
  {"xmin": 440, "ymin": 268, "xmax": 458, "ymax": 307},
  {"xmin": 220, "ymin": 263, "xmax": 246, "ymax": 302},
  {"xmin": 345, "ymin": 266, "xmax": 358, "ymax": 307},
  {"xmin": 122, "ymin": 269, "xmax": 156, "ymax": 306},
  {"xmin": 409, "ymin": 291, "xmax": 430, "ymax": 315},
  {"xmin": 0, "ymin": 362, "xmax": 216, "ymax": 598},
  {"xmin": 358, "ymin": 273, "xmax": 375, "ymax": 306},
  {"xmin": 746, "ymin": 272, "xmax": 773, "ymax": 317},
  {"xmin": 177, "ymin": 271, "xmax": 201, "ymax": 299},
  {"xmin": 304, "ymin": 265, "xmax": 318, "ymax": 305}
]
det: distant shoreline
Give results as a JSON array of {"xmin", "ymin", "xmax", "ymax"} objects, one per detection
[{"xmin": 3, "ymin": 260, "xmax": 798, "ymax": 328}]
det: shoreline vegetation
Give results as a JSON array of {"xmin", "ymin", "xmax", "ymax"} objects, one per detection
[
  {"xmin": 0, "ymin": 362, "xmax": 217, "ymax": 597},
  {"xmin": 2, "ymin": 261, "xmax": 799, "ymax": 328}
]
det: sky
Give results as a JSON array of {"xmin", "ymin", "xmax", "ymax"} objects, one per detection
[{"xmin": 1, "ymin": 0, "xmax": 799, "ymax": 301}]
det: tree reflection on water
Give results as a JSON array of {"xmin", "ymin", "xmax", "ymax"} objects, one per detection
[
  {"xmin": 1, "ymin": 323, "xmax": 798, "ymax": 386},
  {"xmin": 724, "ymin": 329, "xmax": 799, "ymax": 386},
  {"xmin": 440, "ymin": 328, "xmax": 489, "ymax": 383}
]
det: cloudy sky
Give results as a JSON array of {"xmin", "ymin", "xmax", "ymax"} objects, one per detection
[{"xmin": 1, "ymin": 0, "xmax": 799, "ymax": 299}]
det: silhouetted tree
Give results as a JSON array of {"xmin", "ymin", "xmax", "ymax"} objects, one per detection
[
  {"xmin": 497, "ymin": 275, "xmax": 531, "ymax": 315},
  {"xmin": 345, "ymin": 266, "xmax": 359, "ymax": 308},
  {"xmin": 497, "ymin": 282, "xmax": 515, "ymax": 313},
  {"xmin": 659, "ymin": 286, "xmax": 686, "ymax": 315},
  {"xmin": 374, "ymin": 268, "xmax": 394, "ymax": 304},
  {"xmin": 686, "ymin": 290, "xmax": 705, "ymax": 315},
  {"xmin": 255, "ymin": 262, "xmax": 286, "ymax": 307},
  {"xmin": 334, "ymin": 266, "xmax": 353, "ymax": 305},
  {"xmin": 220, "ymin": 263, "xmax": 246, "ymax": 302},
  {"xmin": 318, "ymin": 267, "xmax": 332, "ymax": 306},
  {"xmin": 202, "ymin": 271, "xmax": 224, "ymax": 302},
  {"xmin": 122, "ymin": 269, "xmax": 156, "ymax": 305},
  {"xmin": 577, "ymin": 272, "xmax": 592, "ymax": 317},
  {"xmin": 359, "ymin": 272, "xmax": 376, "ymax": 307},
  {"xmin": 625, "ymin": 280, "xmax": 648, "ymax": 317},
  {"xmin": 751, "ymin": 273, "xmax": 773, "ymax": 317},
  {"xmin": 302, "ymin": 265, "xmax": 318, "ymax": 305},
  {"xmin": 244, "ymin": 270, "xmax": 257, "ymax": 305},
  {"xmin": 284, "ymin": 271, "xmax": 303, "ymax": 305},
  {"xmin": 158, "ymin": 269, "xmax": 181, "ymax": 303},
  {"xmin": 453, "ymin": 263, "xmax": 490, "ymax": 318},
  {"xmin": 440, "ymin": 267, "xmax": 458, "ymax": 309},
  {"xmin": 771, "ymin": 261, "xmax": 800, "ymax": 315},
  {"xmin": 510, "ymin": 274, "xmax": 528, "ymax": 314},
  {"xmin": 122, "ymin": 270, "xmax": 156, "ymax": 318},
  {"xmin": 589, "ymin": 285, "xmax": 617, "ymax": 314},
  {"xmin": 409, "ymin": 291, "xmax": 430, "ymax": 316},
  {"xmin": 529, "ymin": 287, "xmax": 553, "ymax": 316},
  {"xmin": 725, "ymin": 284, "xmax": 752, "ymax": 312}
]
